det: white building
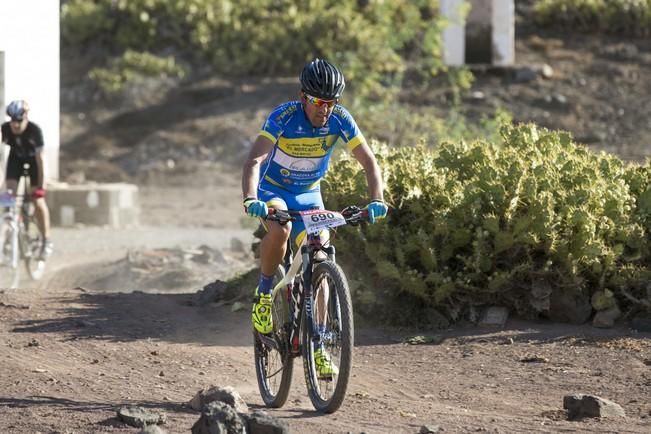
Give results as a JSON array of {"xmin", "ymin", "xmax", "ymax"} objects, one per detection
[{"xmin": 0, "ymin": 1, "xmax": 60, "ymax": 182}]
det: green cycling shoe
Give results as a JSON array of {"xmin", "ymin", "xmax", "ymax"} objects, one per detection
[
  {"xmin": 314, "ymin": 346, "xmax": 338, "ymax": 380},
  {"xmin": 252, "ymin": 290, "xmax": 273, "ymax": 334}
]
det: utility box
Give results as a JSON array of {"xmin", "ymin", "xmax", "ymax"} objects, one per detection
[{"xmin": 48, "ymin": 183, "xmax": 140, "ymax": 228}]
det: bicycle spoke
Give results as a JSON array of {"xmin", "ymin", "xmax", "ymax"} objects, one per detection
[{"xmin": 302, "ymin": 260, "xmax": 354, "ymax": 413}]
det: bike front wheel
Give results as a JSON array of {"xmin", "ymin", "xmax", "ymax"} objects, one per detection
[
  {"xmin": 254, "ymin": 266, "xmax": 293, "ymax": 407},
  {"xmin": 302, "ymin": 260, "xmax": 354, "ymax": 413},
  {"xmin": 24, "ymin": 237, "xmax": 45, "ymax": 281},
  {"xmin": 0, "ymin": 222, "xmax": 20, "ymax": 289}
]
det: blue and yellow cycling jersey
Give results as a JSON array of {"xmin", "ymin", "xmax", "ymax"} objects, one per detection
[{"xmin": 258, "ymin": 101, "xmax": 364, "ymax": 193}]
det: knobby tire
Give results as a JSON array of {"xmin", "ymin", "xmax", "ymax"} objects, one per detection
[
  {"xmin": 254, "ymin": 266, "xmax": 293, "ymax": 407},
  {"xmin": 0, "ymin": 222, "xmax": 20, "ymax": 289},
  {"xmin": 302, "ymin": 260, "xmax": 354, "ymax": 413}
]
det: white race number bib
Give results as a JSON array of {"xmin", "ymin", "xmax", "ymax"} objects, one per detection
[{"xmin": 301, "ymin": 209, "xmax": 346, "ymax": 234}]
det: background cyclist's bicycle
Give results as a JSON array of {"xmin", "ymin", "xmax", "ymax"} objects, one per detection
[
  {"xmin": 254, "ymin": 205, "xmax": 366, "ymax": 413},
  {"xmin": 0, "ymin": 164, "xmax": 47, "ymax": 288}
]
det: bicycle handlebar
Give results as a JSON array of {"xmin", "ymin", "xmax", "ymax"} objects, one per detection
[{"xmin": 265, "ymin": 206, "xmax": 369, "ymax": 225}]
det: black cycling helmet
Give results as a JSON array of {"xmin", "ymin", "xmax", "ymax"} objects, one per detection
[
  {"xmin": 300, "ymin": 58, "xmax": 345, "ymax": 100},
  {"xmin": 6, "ymin": 100, "xmax": 29, "ymax": 121}
]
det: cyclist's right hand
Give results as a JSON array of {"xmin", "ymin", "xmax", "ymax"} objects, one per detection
[{"xmin": 243, "ymin": 197, "xmax": 268, "ymax": 218}]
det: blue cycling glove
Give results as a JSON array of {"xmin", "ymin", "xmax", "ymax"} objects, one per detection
[
  {"xmin": 243, "ymin": 197, "xmax": 268, "ymax": 218},
  {"xmin": 367, "ymin": 200, "xmax": 388, "ymax": 224}
]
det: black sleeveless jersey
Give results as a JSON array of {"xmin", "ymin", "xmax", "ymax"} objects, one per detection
[{"xmin": 1, "ymin": 121, "xmax": 44, "ymax": 159}]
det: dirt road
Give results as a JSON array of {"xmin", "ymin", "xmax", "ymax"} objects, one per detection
[{"xmin": 1, "ymin": 182, "xmax": 650, "ymax": 433}]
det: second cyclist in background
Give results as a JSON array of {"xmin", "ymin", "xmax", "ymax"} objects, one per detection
[{"xmin": 1, "ymin": 100, "xmax": 53, "ymax": 259}]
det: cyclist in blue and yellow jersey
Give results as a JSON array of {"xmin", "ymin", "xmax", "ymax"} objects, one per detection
[{"xmin": 241, "ymin": 58, "xmax": 387, "ymax": 378}]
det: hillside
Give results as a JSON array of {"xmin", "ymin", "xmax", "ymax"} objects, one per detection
[{"xmin": 59, "ymin": 5, "xmax": 651, "ymax": 188}]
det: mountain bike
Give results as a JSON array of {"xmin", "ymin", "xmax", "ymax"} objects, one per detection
[
  {"xmin": 253, "ymin": 205, "xmax": 366, "ymax": 413},
  {"xmin": 0, "ymin": 164, "xmax": 47, "ymax": 288}
]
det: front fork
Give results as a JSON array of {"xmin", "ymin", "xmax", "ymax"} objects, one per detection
[
  {"xmin": 288, "ymin": 244, "xmax": 336, "ymax": 354},
  {"xmin": 0, "ymin": 217, "xmax": 19, "ymax": 267}
]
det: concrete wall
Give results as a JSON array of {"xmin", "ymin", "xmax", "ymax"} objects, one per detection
[
  {"xmin": 466, "ymin": 0, "xmax": 493, "ymax": 63},
  {"xmin": 492, "ymin": 0, "xmax": 515, "ymax": 66},
  {"xmin": 441, "ymin": 0, "xmax": 515, "ymax": 66},
  {"xmin": 441, "ymin": 0, "xmax": 467, "ymax": 66},
  {"xmin": 0, "ymin": 1, "xmax": 60, "ymax": 182},
  {"xmin": 49, "ymin": 183, "xmax": 141, "ymax": 228}
]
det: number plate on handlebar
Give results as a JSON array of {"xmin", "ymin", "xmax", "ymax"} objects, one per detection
[
  {"xmin": 301, "ymin": 210, "xmax": 347, "ymax": 234},
  {"xmin": 0, "ymin": 193, "xmax": 16, "ymax": 208}
]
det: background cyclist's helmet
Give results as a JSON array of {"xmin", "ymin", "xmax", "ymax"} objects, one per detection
[
  {"xmin": 300, "ymin": 58, "xmax": 345, "ymax": 100},
  {"xmin": 6, "ymin": 100, "xmax": 29, "ymax": 121}
]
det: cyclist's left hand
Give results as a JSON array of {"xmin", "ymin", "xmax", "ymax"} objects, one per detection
[
  {"xmin": 32, "ymin": 188, "xmax": 46, "ymax": 199},
  {"xmin": 366, "ymin": 200, "xmax": 388, "ymax": 224}
]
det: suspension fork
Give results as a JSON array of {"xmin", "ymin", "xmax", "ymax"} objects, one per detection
[
  {"xmin": 301, "ymin": 241, "xmax": 338, "ymax": 348},
  {"xmin": 285, "ymin": 243, "xmax": 319, "ymax": 355},
  {"xmin": 284, "ymin": 239, "xmax": 335, "ymax": 354}
]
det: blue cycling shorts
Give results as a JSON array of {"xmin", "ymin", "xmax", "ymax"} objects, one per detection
[{"xmin": 258, "ymin": 181, "xmax": 324, "ymax": 248}]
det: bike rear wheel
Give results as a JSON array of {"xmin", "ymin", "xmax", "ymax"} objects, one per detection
[
  {"xmin": 254, "ymin": 266, "xmax": 294, "ymax": 407},
  {"xmin": 0, "ymin": 222, "xmax": 20, "ymax": 289},
  {"xmin": 302, "ymin": 260, "xmax": 354, "ymax": 413}
]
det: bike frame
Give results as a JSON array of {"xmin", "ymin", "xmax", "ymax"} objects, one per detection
[{"xmin": 268, "ymin": 232, "xmax": 336, "ymax": 357}]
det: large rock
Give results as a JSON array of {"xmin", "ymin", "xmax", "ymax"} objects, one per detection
[
  {"xmin": 479, "ymin": 306, "xmax": 509, "ymax": 327},
  {"xmin": 241, "ymin": 410, "xmax": 289, "ymax": 434},
  {"xmin": 547, "ymin": 287, "xmax": 592, "ymax": 324},
  {"xmin": 189, "ymin": 386, "xmax": 249, "ymax": 413},
  {"xmin": 592, "ymin": 305, "xmax": 621, "ymax": 328},
  {"xmin": 563, "ymin": 394, "xmax": 626, "ymax": 420},
  {"xmin": 117, "ymin": 406, "xmax": 167, "ymax": 428},
  {"xmin": 191, "ymin": 401, "xmax": 246, "ymax": 434},
  {"xmin": 193, "ymin": 280, "xmax": 229, "ymax": 306}
]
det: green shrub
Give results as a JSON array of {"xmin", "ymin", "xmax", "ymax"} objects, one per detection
[
  {"xmin": 534, "ymin": 0, "xmax": 651, "ymax": 37},
  {"xmin": 323, "ymin": 123, "xmax": 651, "ymax": 326},
  {"xmin": 62, "ymin": 0, "xmax": 471, "ymax": 100},
  {"xmin": 353, "ymin": 103, "xmax": 511, "ymax": 148},
  {"xmin": 89, "ymin": 50, "xmax": 187, "ymax": 95},
  {"xmin": 61, "ymin": 0, "xmax": 114, "ymax": 46}
]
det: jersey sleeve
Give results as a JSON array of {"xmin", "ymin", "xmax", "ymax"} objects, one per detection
[
  {"xmin": 259, "ymin": 102, "xmax": 296, "ymax": 143},
  {"xmin": 333, "ymin": 106, "xmax": 365, "ymax": 152},
  {"xmin": 33, "ymin": 124, "xmax": 45, "ymax": 151}
]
